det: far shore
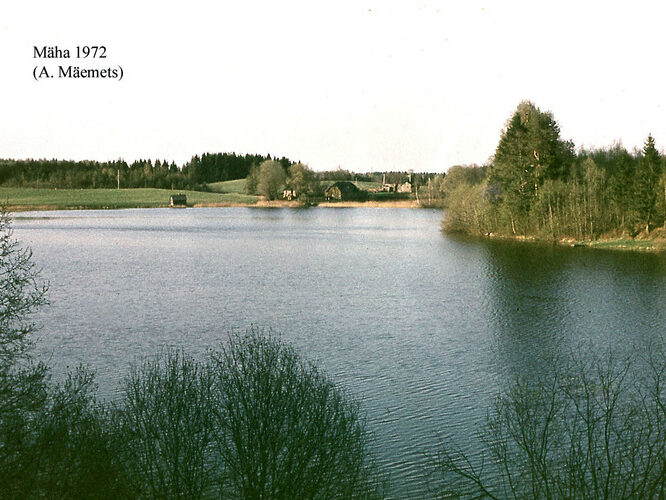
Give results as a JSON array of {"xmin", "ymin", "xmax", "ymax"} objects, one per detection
[
  {"xmin": 7, "ymin": 199, "xmax": 424, "ymax": 212},
  {"xmin": 196, "ymin": 200, "xmax": 421, "ymax": 209},
  {"xmin": 1, "ymin": 186, "xmax": 430, "ymax": 213}
]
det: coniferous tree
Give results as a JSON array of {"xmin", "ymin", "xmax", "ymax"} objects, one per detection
[
  {"xmin": 634, "ymin": 135, "xmax": 661, "ymax": 233},
  {"xmin": 604, "ymin": 146, "xmax": 636, "ymax": 231}
]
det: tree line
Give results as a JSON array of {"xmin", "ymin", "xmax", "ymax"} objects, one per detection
[
  {"xmin": 0, "ymin": 153, "xmax": 293, "ymax": 191},
  {"xmin": 0, "ymin": 151, "xmax": 443, "ymax": 203},
  {"xmin": 441, "ymin": 101, "xmax": 666, "ymax": 240}
]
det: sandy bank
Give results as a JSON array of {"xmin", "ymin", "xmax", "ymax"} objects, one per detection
[
  {"xmin": 8, "ymin": 199, "xmax": 425, "ymax": 212},
  {"xmin": 194, "ymin": 200, "xmax": 422, "ymax": 208},
  {"xmin": 317, "ymin": 200, "xmax": 420, "ymax": 208}
]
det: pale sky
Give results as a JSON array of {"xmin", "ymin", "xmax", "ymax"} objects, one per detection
[{"xmin": 1, "ymin": 1, "xmax": 665, "ymax": 173}]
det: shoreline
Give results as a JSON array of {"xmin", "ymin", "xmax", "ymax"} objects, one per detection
[
  {"xmin": 6, "ymin": 199, "xmax": 424, "ymax": 212},
  {"xmin": 474, "ymin": 231, "xmax": 666, "ymax": 252},
  {"xmin": 6, "ymin": 200, "xmax": 424, "ymax": 212},
  {"xmin": 564, "ymin": 238, "xmax": 666, "ymax": 252},
  {"xmin": 197, "ymin": 200, "xmax": 421, "ymax": 209}
]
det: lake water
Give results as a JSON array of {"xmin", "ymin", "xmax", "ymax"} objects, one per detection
[{"xmin": 12, "ymin": 207, "xmax": 666, "ymax": 497}]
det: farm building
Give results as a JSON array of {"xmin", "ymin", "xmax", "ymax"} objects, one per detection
[
  {"xmin": 169, "ymin": 194, "xmax": 187, "ymax": 207},
  {"xmin": 324, "ymin": 181, "xmax": 363, "ymax": 201},
  {"xmin": 397, "ymin": 181, "xmax": 412, "ymax": 193}
]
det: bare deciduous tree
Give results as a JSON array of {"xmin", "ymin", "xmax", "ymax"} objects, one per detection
[
  {"xmin": 119, "ymin": 349, "xmax": 216, "ymax": 498},
  {"xmin": 210, "ymin": 329, "xmax": 383, "ymax": 499},
  {"xmin": 430, "ymin": 349, "xmax": 666, "ymax": 499}
]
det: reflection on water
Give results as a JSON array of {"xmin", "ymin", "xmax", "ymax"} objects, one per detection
[
  {"xmin": 481, "ymin": 240, "xmax": 666, "ymax": 383},
  {"xmin": 12, "ymin": 208, "xmax": 666, "ymax": 498}
]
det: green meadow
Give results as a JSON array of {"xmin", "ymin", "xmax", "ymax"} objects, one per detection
[
  {"xmin": 0, "ymin": 187, "xmax": 260, "ymax": 211},
  {"xmin": 207, "ymin": 179, "xmax": 247, "ymax": 193}
]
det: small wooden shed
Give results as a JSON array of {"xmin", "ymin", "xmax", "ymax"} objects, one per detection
[{"xmin": 170, "ymin": 194, "xmax": 187, "ymax": 207}]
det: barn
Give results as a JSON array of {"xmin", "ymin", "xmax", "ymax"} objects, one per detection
[{"xmin": 324, "ymin": 181, "xmax": 363, "ymax": 201}]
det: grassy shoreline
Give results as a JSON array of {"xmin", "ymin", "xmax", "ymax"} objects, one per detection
[
  {"xmin": 565, "ymin": 237, "xmax": 666, "ymax": 251},
  {"xmin": 475, "ymin": 231, "xmax": 666, "ymax": 252}
]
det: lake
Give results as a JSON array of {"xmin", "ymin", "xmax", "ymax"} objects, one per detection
[{"xmin": 13, "ymin": 207, "xmax": 666, "ymax": 498}]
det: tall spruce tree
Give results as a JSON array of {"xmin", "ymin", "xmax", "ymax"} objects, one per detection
[
  {"xmin": 604, "ymin": 146, "xmax": 636, "ymax": 230},
  {"xmin": 489, "ymin": 101, "xmax": 574, "ymax": 234},
  {"xmin": 633, "ymin": 134, "xmax": 661, "ymax": 233}
]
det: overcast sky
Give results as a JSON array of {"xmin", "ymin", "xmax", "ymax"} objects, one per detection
[{"xmin": 1, "ymin": 1, "xmax": 665, "ymax": 172}]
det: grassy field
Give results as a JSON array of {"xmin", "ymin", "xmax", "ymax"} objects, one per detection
[
  {"xmin": 0, "ymin": 188, "xmax": 260, "ymax": 211},
  {"xmin": 207, "ymin": 179, "xmax": 247, "ymax": 193},
  {"xmin": 0, "ymin": 182, "xmax": 418, "ymax": 212}
]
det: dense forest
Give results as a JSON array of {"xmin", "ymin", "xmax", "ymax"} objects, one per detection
[
  {"xmin": 441, "ymin": 101, "xmax": 666, "ymax": 240},
  {"xmin": 0, "ymin": 153, "xmax": 292, "ymax": 191}
]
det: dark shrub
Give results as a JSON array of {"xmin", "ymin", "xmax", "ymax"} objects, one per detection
[{"xmin": 210, "ymin": 330, "xmax": 382, "ymax": 499}]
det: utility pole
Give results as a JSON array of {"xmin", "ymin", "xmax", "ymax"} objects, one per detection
[{"xmin": 117, "ymin": 169, "xmax": 120, "ymax": 190}]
